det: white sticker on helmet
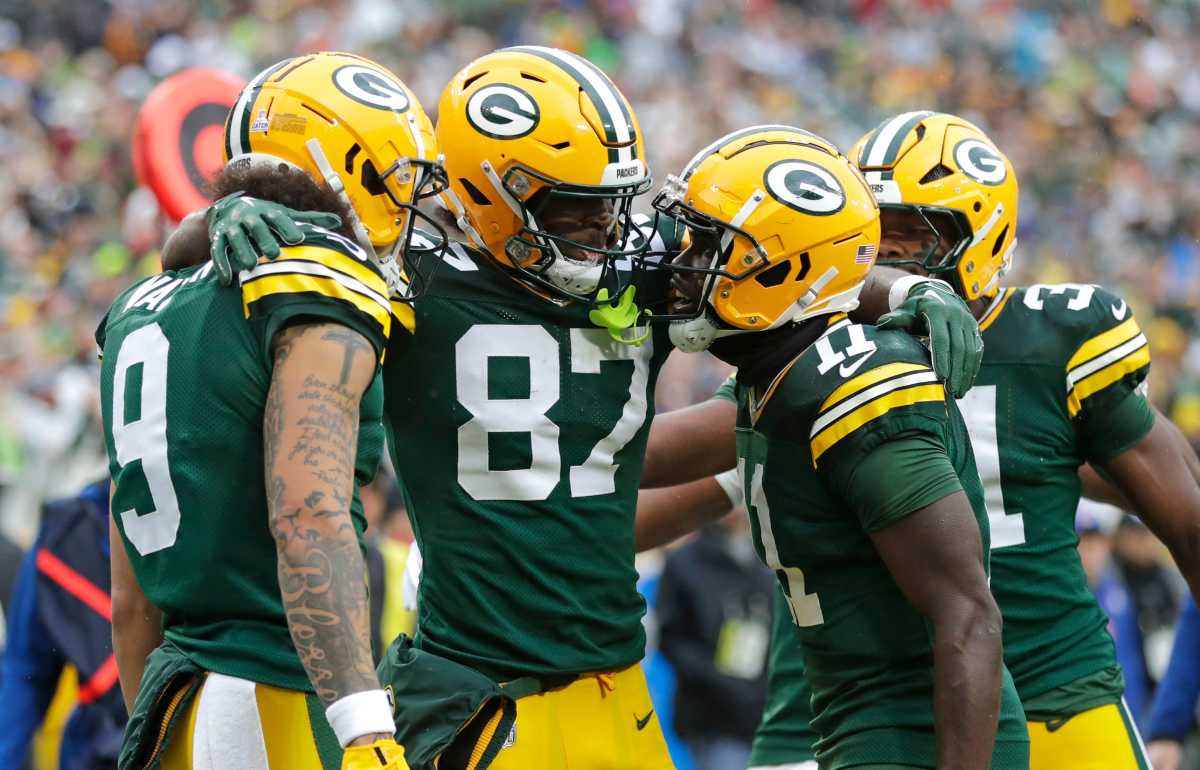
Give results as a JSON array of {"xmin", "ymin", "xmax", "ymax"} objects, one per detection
[
  {"xmin": 600, "ymin": 159, "xmax": 646, "ymax": 186},
  {"xmin": 466, "ymin": 84, "xmax": 540, "ymax": 139}
]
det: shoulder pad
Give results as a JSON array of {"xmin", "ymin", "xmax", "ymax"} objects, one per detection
[{"xmin": 777, "ymin": 321, "xmax": 945, "ymax": 464}]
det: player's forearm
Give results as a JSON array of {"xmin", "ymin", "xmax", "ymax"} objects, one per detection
[
  {"xmin": 161, "ymin": 208, "xmax": 210, "ymax": 271},
  {"xmin": 641, "ymin": 399, "xmax": 737, "ymax": 488},
  {"xmin": 635, "ymin": 477, "xmax": 734, "ymax": 552},
  {"xmin": 931, "ymin": 594, "xmax": 1004, "ymax": 770},
  {"xmin": 851, "ymin": 265, "xmax": 906, "ymax": 322},
  {"xmin": 266, "ymin": 323, "xmax": 381, "ymax": 705},
  {"xmin": 110, "ymin": 515, "xmax": 162, "ymax": 714},
  {"xmin": 1104, "ymin": 415, "xmax": 1200, "ymax": 600},
  {"xmin": 112, "ymin": 603, "xmax": 163, "ymax": 714}
]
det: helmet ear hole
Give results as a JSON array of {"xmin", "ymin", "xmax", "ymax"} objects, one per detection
[
  {"xmin": 460, "ymin": 178, "xmax": 492, "ymax": 206},
  {"xmin": 754, "ymin": 261, "xmax": 791, "ymax": 288},
  {"xmin": 919, "ymin": 164, "xmax": 953, "ymax": 184},
  {"xmin": 360, "ymin": 159, "xmax": 387, "ymax": 196},
  {"xmin": 991, "ymin": 224, "xmax": 1010, "ymax": 256}
]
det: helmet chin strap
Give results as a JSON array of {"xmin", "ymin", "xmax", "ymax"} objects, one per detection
[
  {"xmin": 669, "ymin": 312, "xmax": 747, "ymax": 353},
  {"xmin": 304, "ymin": 138, "xmax": 408, "ymax": 294}
]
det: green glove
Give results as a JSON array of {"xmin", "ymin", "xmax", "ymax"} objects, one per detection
[
  {"xmin": 877, "ymin": 280, "xmax": 983, "ymax": 399},
  {"xmin": 207, "ymin": 193, "xmax": 343, "ymax": 286}
]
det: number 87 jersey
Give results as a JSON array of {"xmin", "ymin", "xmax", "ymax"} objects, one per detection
[
  {"xmin": 961, "ymin": 282, "xmax": 1154, "ymax": 709},
  {"xmin": 385, "ymin": 232, "xmax": 673, "ymax": 681}
]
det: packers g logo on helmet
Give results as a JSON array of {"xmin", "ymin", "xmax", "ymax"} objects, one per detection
[
  {"xmin": 764, "ymin": 159, "xmax": 846, "ymax": 215},
  {"xmin": 331, "ymin": 65, "xmax": 411, "ymax": 112},
  {"xmin": 466, "ymin": 84, "xmax": 540, "ymax": 139},
  {"xmin": 850, "ymin": 111, "xmax": 1018, "ymax": 301},
  {"xmin": 953, "ymin": 139, "xmax": 1007, "ymax": 185}
]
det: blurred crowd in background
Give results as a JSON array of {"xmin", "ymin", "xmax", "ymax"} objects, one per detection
[{"xmin": 1, "ymin": 0, "xmax": 1200, "ymax": 766}]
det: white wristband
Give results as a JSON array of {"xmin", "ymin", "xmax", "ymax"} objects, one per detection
[
  {"xmin": 887, "ymin": 276, "xmax": 953, "ymax": 312},
  {"xmin": 325, "ymin": 689, "xmax": 394, "ymax": 748},
  {"xmin": 714, "ymin": 469, "xmax": 745, "ymax": 508}
]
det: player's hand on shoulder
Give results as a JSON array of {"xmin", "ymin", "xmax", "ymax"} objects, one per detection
[
  {"xmin": 341, "ymin": 736, "xmax": 410, "ymax": 770},
  {"xmin": 876, "ymin": 279, "xmax": 982, "ymax": 399},
  {"xmin": 207, "ymin": 192, "xmax": 343, "ymax": 286}
]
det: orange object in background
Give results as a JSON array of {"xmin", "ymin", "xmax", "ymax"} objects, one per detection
[{"xmin": 133, "ymin": 68, "xmax": 245, "ymax": 223}]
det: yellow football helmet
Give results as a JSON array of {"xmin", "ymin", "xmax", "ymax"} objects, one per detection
[
  {"xmin": 222, "ymin": 51, "xmax": 447, "ymax": 298},
  {"xmin": 850, "ymin": 111, "xmax": 1018, "ymax": 301},
  {"xmin": 435, "ymin": 46, "xmax": 652, "ymax": 303},
  {"xmin": 652, "ymin": 125, "xmax": 880, "ymax": 353}
]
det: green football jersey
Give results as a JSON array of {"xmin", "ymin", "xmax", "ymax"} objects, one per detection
[
  {"xmin": 97, "ymin": 226, "xmax": 398, "ymax": 691},
  {"xmin": 386, "ymin": 230, "xmax": 673, "ymax": 681},
  {"xmin": 733, "ymin": 317, "xmax": 1027, "ymax": 769},
  {"xmin": 748, "ymin": 588, "xmax": 818, "ymax": 767},
  {"xmin": 962, "ymin": 283, "xmax": 1153, "ymax": 710}
]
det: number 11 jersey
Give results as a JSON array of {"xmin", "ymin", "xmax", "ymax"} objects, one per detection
[{"xmin": 385, "ymin": 236, "xmax": 672, "ymax": 681}]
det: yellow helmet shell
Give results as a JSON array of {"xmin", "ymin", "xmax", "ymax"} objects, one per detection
[
  {"xmin": 850, "ymin": 111, "xmax": 1019, "ymax": 300},
  {"xmin": 435, "ymin": 46, "xmax": 649, "ymax": 269},
  {"xmin": 678, "ymin": 126, "xmax": 880, "ymax": 331},
  {"xmin": 223, "ymin": 52, "xmax": 438, "ymax": 249}
]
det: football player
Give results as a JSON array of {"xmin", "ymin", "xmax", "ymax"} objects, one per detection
[
  {"xmin": 647, "ymin": 125, "xmax": 1029, "ymax": 769},
  {"xmin": 188, "ymin": 50, "xmax": 988, "ymax": 769},
  {"xmin": 100, "ymin": 52, "xmax": 444, "ymax": 770},
  {"xmin": 849, "ymin": 111, "xmax": 1200, "ymax": 770},
  {"xmin": 636, "ymin": 112, "xmax": 1200, "ymax": 770}
]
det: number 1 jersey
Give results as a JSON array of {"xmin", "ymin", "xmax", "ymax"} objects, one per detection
[
  {"xmin": 97, "ymin": 228, "xmax": 398, "ymax": 691},
  {"xmin": 384, "ymin": 238, "xmax": 672, "ymax": 681},
  {"xmin": 963, "ymin": 284, "xmax": 1153, "ymax": 712}
]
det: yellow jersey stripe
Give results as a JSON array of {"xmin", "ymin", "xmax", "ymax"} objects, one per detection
[
  {"xmin": 812, "ymin": 369, "xmax": 941, "ymax": 438},
  {"xmin": 390, "ymin": 298, "xmax": 416, "ymax": 334},
  {"xmin": 242, "ymin": 273, "xmax": 392, "ymax": 331},
  {"xmin": 811, "ymin": 383, "xmax": 946, "ymax": 463},
  {"xmin": 978, "ymin": 288, "xmax": 1012, "ymax": 333},
  {"xmin": 255, "ymin": 682, "xmax": 324, "ymax": 770},
  {"xmin": 819, "ymin": 362, "xmax": 930, "ymax": 416},
  {"xmin": 277, "ymin": 244, "xmax": 387, "ymax": 296},
  {"xmin": 1067, "ymin": 343, "xmax": 1150, "ymax": 417},
  {"xmin": 1067, "ymin": 317, "xmax": 1141, "ymax": 372}
]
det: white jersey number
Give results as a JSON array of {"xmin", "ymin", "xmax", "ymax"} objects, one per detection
[
  {"xmin": 741, "ymin": 458, "xmax": 824, "ymax": 627},
  {"xmin": 959, "ymin": 384, "xmax": 1026, "ymax": 549},
  {"xmin": 455, "ymin": 325, "xmax": 652, "ymax": 501},
  {"xmin": 110, "ymin": 323, "xmax": 182, "ymax": 555}
]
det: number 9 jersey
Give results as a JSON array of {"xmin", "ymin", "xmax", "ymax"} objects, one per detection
[{"xmin": 96, "ymin": 226, "xmax": 400, "ymax": 692}]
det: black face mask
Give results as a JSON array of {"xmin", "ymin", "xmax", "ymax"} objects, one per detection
[{"xmin": 709, "ymin": 316, "xmax": 831, "ymax": 389}]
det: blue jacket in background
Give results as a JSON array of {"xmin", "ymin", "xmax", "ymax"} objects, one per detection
[
  {"xmin": 1094, "ymin": 564, "xmax": 1150, "ymax": 727},
  {"xmin": 0, "ymin": 481, "xmax": 126, "ymax": 770},
  {"xmin": 1147, "ymin": 597, "xmax": 1200, "ymax": 741}
]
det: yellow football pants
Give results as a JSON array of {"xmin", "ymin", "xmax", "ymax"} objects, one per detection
[
  {"xmin": 488, "ymin": 664, "xmax": 675, "ymax": 770},
  {"xmin": 158, "ymin": 672, "xmax": 337, "ymax": 770},
  {"xmin": 1028, "ymin": 700, "xmax": 1150, "ymax": 770}
]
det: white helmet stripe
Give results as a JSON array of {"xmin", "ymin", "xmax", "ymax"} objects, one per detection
[
  {"xmin": 864, "ymin": 111, "xmax": 931, "ymax": 167},
  {"xmin": 517, "ymin": 46, "xmax": 632, "ymax": 153},
  {"xmin": 227, "ymin": 63, "xmax": 281, "ymax": 159}
]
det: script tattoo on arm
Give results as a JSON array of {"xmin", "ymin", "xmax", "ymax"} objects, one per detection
[{"xmin": 265, "ymin": 323, "xmax": 380, "ymax": 704}]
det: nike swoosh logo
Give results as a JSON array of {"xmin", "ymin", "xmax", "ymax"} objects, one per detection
[
  {"xmin": 635, "ymin": 709, "xmax": 654, "ymax": 730},
  {"xmin": 1112, "ymin": 300, "xmax": 1127, "ymax": 320},
  {"xmin": 839, "ymin": 351, "xmax": 877, "ymax": 378}
]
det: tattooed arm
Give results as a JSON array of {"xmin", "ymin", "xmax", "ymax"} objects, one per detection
[{"xmin": 265, "ymin": 322, "xmax": 392, "ymax": 746}]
